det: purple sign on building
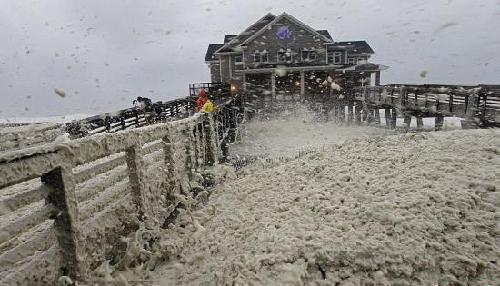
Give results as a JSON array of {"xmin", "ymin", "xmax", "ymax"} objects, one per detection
[{"xmin": 276, "ymin": 26, "xmax": 292, "ymax": 40}]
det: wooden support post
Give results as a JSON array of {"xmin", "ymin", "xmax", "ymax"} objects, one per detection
[
  {"xmin": 347, "ymin": 103, "xmax": 354, "ymax": 124},
  {"xmin": 365, "ymin": 106, "xmax": 374, "ymax": 124},
  {"xmin": 242, "ymin": 73, "xmax": 246, "ymax": 92},
  {"xmin": 203, "ymin": 113, "xmax": 218, "ymax": 166},
  {"xmin": 416, "ymin": 115, "xmax": 424, "ymax": 130},
  {"xmin": 403, "ymin": 114, "xmax": 412, "ymax": 130},
  {"xmin": 374, "ymin": 108, "xmax": 381, "ymax": 125},
  {"xmin": 336, "ymin": 105, "xmax": 345, "ymax": 123},
  {"xmin": 125, "ymin": 145, "xmax": 147, "ymax": 220},
  {"xmin": 42, "ymin": 166, "xmax": 88, "ymax": 281},
  {"xmin": 391, "ymin": 108, "xmax": 397, "ymax": 129},
  {"xmin": 105, "ymin": 116, "xmax": 111, "ymax": 132},
  {"xmin": 375, "ymin": 71, "xmax": 381, "ymax": 86},
  {"xmin": 435, "ymin": 115, "xmax": 444, "ymax": 131},
  {"xmin": 464, "ymin": 94, "xmax": 479, "ymax": 127},
  {"xmin": 271, "ymin": 72, "xmax": 276, "ymax": 99},
  {"xmin": 300, "ymin": 71, "xmax": 305, "ymax": 100},
  {"xmin": 384, "ymin": 107, "xmax": 391, "ymax": 127},
  {"xmin": 355, "ymin": 101, "xmax": 362, "ymax": 124}
]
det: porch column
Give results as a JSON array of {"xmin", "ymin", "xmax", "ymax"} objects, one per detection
[
  {"xmin": 271, "ymin": 72, "xmax": 276, "ymax": 98},
  {"xmin": 300, "ymin": 70, "xmax": 305, "ymax": 98},
  {"xmin": 242, "ymin": 73, "xmax": 246, "ymax": 91},
  {"xmin": 375, "ymin": 71, "xmax": 381, "ymax": 86}
]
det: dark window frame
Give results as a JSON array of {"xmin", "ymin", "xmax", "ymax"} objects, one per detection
[
  {"xmin": 278, "ymin": 49, "xmax": 293, "ymax": 63},
  {"xmin": 234, "ymin": 55, "xmax": 243, "ymax": 64},
  {"xmin": 254, "ymin": 53, "xmax": 261, "ymax": 63}
]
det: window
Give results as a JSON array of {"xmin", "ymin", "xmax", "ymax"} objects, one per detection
[
  {"xmin": 234, "ymin": 55, "xmax": 243, "ymax": 64},
  {"xmin": 309, "ymin": 51, "xmax": 317, "ymax": 60},
  {"xmin": 357, "ymin": 57, "xmax": 366, "ymax": 64},
  {"xmin": 254, "ymin": 53, "xmax": 261, "ymax": 63},
  {"xmin": 327, "ymin": 52, "xmax": 334, "ymax": 63},
  {"xmin": 334, "ymin": 52, "xmax": 342, "ymax": 64},
  {"xmin": 277, "ymin": 49, "xmax": 292, "ymax": 63},
  {"xmin": 254, "ymin": 51, "xmax": 269, "ymax": 63},
  {"xmin": 328, "ymin": 51, "xmax": 343, "ymax": 64},
  {"xmin": 261, "ymin": 52, "xmax": 269, "ymax": 63},
  {"xmin": 301, "ymin": 50, "xmax": 309, "ymax": 61},
  {"xmin": 301, "ymin": 50, "xmax": 317, "ymax": 61},
  {"xmin": 347, "ymin": 57, "xmax": 356, "ymax": 64}
]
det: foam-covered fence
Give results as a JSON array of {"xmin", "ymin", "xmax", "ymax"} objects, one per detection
[
  {"xmin": 0, "ymin": 112, "xmax": 218, "ymax": 285},
  {"xmin": 0, "ymin": 123, "xmax": 63, "ymax": 153}
]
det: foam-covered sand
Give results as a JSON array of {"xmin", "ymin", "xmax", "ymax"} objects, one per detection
[
  {"xmin": 146, "ymin": 129, "xmax": 499, "ymax": 285},
  {"xmin": 231, "ymin": 111, "xmax": 391, "ymax": 157}
]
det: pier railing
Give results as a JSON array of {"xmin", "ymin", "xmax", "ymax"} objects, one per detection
[{"xmin": 0, "ymin": 112, "xmax": 221, "ymax": 284}]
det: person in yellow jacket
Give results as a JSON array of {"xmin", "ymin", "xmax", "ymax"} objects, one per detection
[{"xmin": 201, "ymin": 97, "xmax": 217, "ymax": 113}]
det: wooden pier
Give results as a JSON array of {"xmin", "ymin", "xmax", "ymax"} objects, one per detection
[{"xmin": 350, "ymin": 84, "xmax": 500, "ymax": 129}]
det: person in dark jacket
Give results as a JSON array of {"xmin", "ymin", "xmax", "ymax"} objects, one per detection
[{"xmin": 133, "ymin": 96, "xmax": 153, "ymax": 109}]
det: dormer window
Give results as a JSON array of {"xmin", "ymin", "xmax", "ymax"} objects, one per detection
[
  {"xmin": 254, "ymin": 53, "xmax": 261, "ymax": 63},
  {"xmin": 261, "ymin": 51, "xmax": 269, "ymax": 63},
  {"xmin": 277, "ymin": 48, "xmax": 292, "ymax": 63},
  {"xmin": 234, "ymin": 55, "xmax": 243, "ymax": 65},
  {"xmin": 301, "ymin": 49, "xmax": 317, "ymax": 62},
  {"xmin": 327, "ymin": 51, "xmax": 343, "ymax": 64},
  {"xmin": 254, "ymin": 50, "xmax": 269, "ymax": 63}
]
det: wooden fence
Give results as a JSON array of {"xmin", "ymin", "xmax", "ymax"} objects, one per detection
[
  {"xmin": 0, "ymin": 123, "xmax": 63, "ymax": 153},
  {"xmin": 65, "ymin": 97, "xmax": 196, "ymax": 138},
  {"xmin": 0, "ymin": 112, "xmax": 220, "ymax": 284}
]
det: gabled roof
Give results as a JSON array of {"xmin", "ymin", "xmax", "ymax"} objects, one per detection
[
  {"xmin": 224, "ymin": 35, "xmax": 237, "ymax": 43},
  {"xmin": 205, "ymin": 44, "xmax": 224, "ymax": 62},
  {"xmin": 316, "ymin": 30, "xmax": 333, "ymax": 41},
  {"xmin": 240, "ymin": 13, "xmax": 334, "ymax": 46},
  {"xmin": 328, "ymin": 41, "xmax": 375, "ymax": 54},
  {"xmin": 215, "ymin": 13, "xmax": 277, "ymax": 54}
]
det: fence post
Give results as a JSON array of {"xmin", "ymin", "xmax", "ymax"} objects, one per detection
[
  {"xmin": 125, "ymin": 145, "xmax": 147, "ymax": 220},
  {"xmin": 374, "ymin": 108, "xmax": 381, "ymax": 125},
  {"xmin": 435, "ymin": 114, "xmax": 444, "ymax": 131},
  {"xmin": 204, "ymin": 113, "xmax": 218, "ymax": 166},
  {"xmin": 42, "ymin": 164, "xmax": 88, "ymax": 281},
  {"xmin": 403, "ymin": 113, "xmax": 412, "ymax": 130},
  {"xmin": 391, "ymin": 108, "xmax": 397, "ymax": 128},
  {"xmin": 416, "ymin": 115, "xmax": 424, "ymax": 130},
  {"xmin": 384, "ymin": 107, "xmax": 391, "ymax": 128}
]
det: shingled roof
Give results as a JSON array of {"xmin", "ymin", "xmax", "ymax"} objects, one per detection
[
  {"xmin": 205, "ymin": 14, "xmax": 375, "ymax": 63},
  {"xmin": 216, "ymin": 13, "xmax": 277, "ymax": 53},
  {"xmin": 205, "ymin": 44, "xmax": 224, "ymax": 62},
  {"xmin": 224, "ymin": 35, "xmax": 237, "ymax": 43},
  {"xmin": 316, "ymin": 30, "xmax": 333, "ymax": 41},
  {"xmin": 328, "ymin": 41, "xmax": 375, "ymax": 54}
]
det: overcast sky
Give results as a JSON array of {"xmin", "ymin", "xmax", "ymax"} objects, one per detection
[{"xmin": 1, "ymin": 0, "xmax": 499, "ymax": 118}]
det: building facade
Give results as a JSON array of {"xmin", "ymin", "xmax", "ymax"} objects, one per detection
[{"xmin": 205, "ymin": 13, "xmax": 387, "ymax": 97}]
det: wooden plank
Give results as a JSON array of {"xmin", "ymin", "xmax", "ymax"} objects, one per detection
[
  {"xmin": 0, "ymin": 244, "xmax": 62, "ymax": 285},
  {"xmin": 0, "ymin": 152, "xmax": 64, "ymax": 189},
  {"xmin": 0, "ymin": 221, "xmax": 55, "ymax": 273},
  {"xmin": 75, "ymin": 165, "xmax": 128, "ymax": 203},
  {"xmin": 0, "ymin": 203, "xmax": 55, "ymax": 244},
  {"xmin": 142, "ymin": 140, "xmax": 163, "ymax": 155},
  {"xmin": 73, "ymin": 154, "xmax": 126, "ymax": 185},
  {"xmin": 0, "ymin": 184, "xmax": 50, "ymax": 214},
  {"xmin": 78, "ymin": 179, "xmax": 129, "ymax": 221}
]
